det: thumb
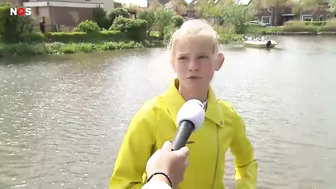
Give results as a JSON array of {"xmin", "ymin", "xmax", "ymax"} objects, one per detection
[
  {"xmin": 175, "ymin": 146, "xmax": 189, "ymax": 158},
  {"xmin": 161, "ymin": 141, "xmax": 172, "ymax": 151}
]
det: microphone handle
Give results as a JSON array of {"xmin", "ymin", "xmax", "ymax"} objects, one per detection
[{"xmin": 171, "ymin": 121, "xmax": 195, "ymax": 151}]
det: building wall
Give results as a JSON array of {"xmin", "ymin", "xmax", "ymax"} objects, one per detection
[
  {"xmin": 48, "ymin": 6, "xmax": 95, "ymax": 27},
  {"xmin": 103, "ymin": 0, "xmax": 114, "ymax": 13}
]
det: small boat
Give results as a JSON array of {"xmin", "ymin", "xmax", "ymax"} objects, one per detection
[{"xmin": 243, "ymin": 36, "xmax": 277, "ymax": 48}]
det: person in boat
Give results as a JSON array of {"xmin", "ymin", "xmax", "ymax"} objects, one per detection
[
  {"xmin": 109, "ymin": 19, "xmax": 258, "ymax": 189},
  {"xmin": 142, "ymin": 141, "xmax": 189, "ymax": 189}
]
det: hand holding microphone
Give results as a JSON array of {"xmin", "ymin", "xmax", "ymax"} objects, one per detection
[
  {"xmin": 144, "ymin": 99, "xmax": 205, "ymax": 189},
  {"xmin": 172, "ymin": 99, "xmax": 205, "ymax": 151},
  {"xmin": 145, "ymin": 141, "xmax": 189, "ymax": 189}
]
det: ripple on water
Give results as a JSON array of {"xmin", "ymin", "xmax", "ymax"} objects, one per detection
[{"xmin": 1, "ymin": 38, "xmax": 336, "ymax": 189}]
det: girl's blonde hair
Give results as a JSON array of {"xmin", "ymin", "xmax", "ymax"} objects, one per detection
[{"xmin": 167, "ymin": 19, "xmax": 219, "ymax": 58}]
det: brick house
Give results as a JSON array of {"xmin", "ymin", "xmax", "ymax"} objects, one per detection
[
  {"xmin": 7, "ymin": 0, "xmax": 115, "ymax": 30},
  {"xmin": 255, "ymin": 6, "xmax": 296, "ymax": 26},
  {"xmin": 255, "ymin": 1, "xmax": 336, "ymax": 26},
  {"xmin": 300, "ymin": 2, "xmax": 336, "ymax": 21}
]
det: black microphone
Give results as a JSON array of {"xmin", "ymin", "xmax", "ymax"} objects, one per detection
[{"xmin": 171, "ymin": 99, "xmax": 205, "ymax": 151}]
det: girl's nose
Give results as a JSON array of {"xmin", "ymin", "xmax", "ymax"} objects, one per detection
[{"xmin": 188, "ymin": 60, "xmax": 199, "ymax": 72}]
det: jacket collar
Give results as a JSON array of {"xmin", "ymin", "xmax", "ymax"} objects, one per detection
[{"xmin": 162, "ymin": 78, "xmax": 225, "ymax": 127}]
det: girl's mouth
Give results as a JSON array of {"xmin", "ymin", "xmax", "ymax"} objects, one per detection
[{"xmin": 188, "ymin": 76, "xmax": 201, "ymax": 79}]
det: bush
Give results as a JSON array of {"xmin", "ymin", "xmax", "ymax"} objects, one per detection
[
  {"xmin": 218, "ymin": 32, "xmax": 243, "ymax": 44},
  {"xmin": 108, "ymin": 8, "xmax": 131, "ymax": 25},
  {"xmin": 163, "ymin": 25, "xmax": 177, "ymax": 42},
  {"xmin": 19, "ymin": 33, "xmax": 46, "ymax": 43},
  {"xmin": 0, "ymin": 41, "xmax": 145, "ymax": 57},
  {"xmin": 283, "ymin": 21, "xmax": 318, "ymax": 33},
  {"xmin": 172, "ymin": 15, "xmax": 184, "ymax": 28},
  {"xmin": 110, "ymin": 17, "xmax": 147, "ymax": 41},
  {"xmin": 93, "ymin": 8, "xmax": 110, "ymax": 30},
  {"xmin": 320, "ymin": 19, "xmax": 336, "ymax": 32},
  {"xmin": 246, "ymin": 26, "xmax": 282, "ymax": 35},
  {"xmin": 44, "ymin": 30, "xmax": 127, "ymax": 43},
  {"xmin": 73, "ymin": 20, "xmax": 101, "ymax": 33},
  {"xmin": 303, "ymin": 21, "xmax": 327, "ymax": 26}
]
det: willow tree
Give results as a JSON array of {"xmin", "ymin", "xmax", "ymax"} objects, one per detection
[
  {"xmin": 170, "ymin": 0, "xmax": 188, "ymax": 15},
  {"xmin": 148, "ymin": 0, "xmax": 164, "ymax": 11},
  {"xmin": 195, "ymin": 0, "xmax": 222, "ymax": 20},
  {"xmin": 196, "ymin": 0, "xmax": 254, "ymax": 33}
]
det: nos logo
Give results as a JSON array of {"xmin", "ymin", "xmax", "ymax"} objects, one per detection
[{"xmin": 10, "ymin": 7, "xmax": 32, "ymax": 16}]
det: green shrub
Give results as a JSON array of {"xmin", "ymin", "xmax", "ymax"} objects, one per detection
[
  {"xmin": 246, "ymin": 26, "xmax": 282, "ymax": 34},
  {"xmin": 108, "ymin": 8, "xmax": 131, "ymax": 25},
  {"xmin": 73, "ymin": 20, "xmax": 101, "ymax": 33},
  {"xmin": 283, "ymin": 21, "xmax": 318, "ymax": 33},
  {"xmin": 304, "ymin": 21, "xmax": 327, "ymax": 26},
  {"xmin": 320, "ymin": 20, "xmax": 336, "ymax": 32},
  {"xmin": 45, "ymin": 30, "xmax": 127, "ymax": 43},
  {"xmin": 218, "ymin": 32, "xmax": 243, "ymax": 44},
  {"xmin": 110, "ymin": 17, "xmax": 147, "ymax": 41},
  {"xmin": 172, "ymin": 15, "xmax": 184, "ymax": 28},
  {"xmin": 0, "ymin": 41, "xmax": 145, "ymax": 57},
  {"xmin": 0, "ymin": 42, "xmax": 46, "ymax": 57},
  {"xmin": 282, "ymin": 25, "xmax": 318, "ymax": 33},
  {"xmin": 163, "ymin": 25, "xmax": 177, "ymax": 42},
  {"xmin": 19, "ymin": 33, "xmax": 46, "ymax": 43}
]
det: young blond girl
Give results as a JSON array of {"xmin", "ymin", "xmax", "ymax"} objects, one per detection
[{"xmin": 110, "ymin": 19, "xmax": 258, "ymax": 189}]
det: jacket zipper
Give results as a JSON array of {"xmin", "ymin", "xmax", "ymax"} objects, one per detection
[{"xmin": 210, "ymin": 125, "xmax": 220, "ymax": 189}]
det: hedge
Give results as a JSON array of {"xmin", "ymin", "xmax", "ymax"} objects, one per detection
[
  {"xmin": 18, "ymin": 30, "xmax": 128, "ymax": 43},
  {"xmin": 110, "ymin": 17, "xmax": 147, "ymax": 41}
]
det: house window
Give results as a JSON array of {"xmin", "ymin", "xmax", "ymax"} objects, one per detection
[
  {"xmin": 261, "ymin": 16, "xmax": 271, "ymax": 24},
  {"xmin": 302, "ymin": 15, "xmax": 313, "ymax": 21}
]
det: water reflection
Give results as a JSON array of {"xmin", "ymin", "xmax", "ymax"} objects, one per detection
[{"xmin": 0, "ymin": 36, "xmax": 336, "ymax": 189}]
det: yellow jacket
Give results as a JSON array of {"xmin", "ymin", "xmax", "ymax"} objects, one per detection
[{"xmin": 110, "ymin": 79, "xmax": 258, "ymax": 189}]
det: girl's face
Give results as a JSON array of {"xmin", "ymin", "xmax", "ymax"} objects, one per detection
[{"xmin": 171, "ymin": 36, "xmax": 224, "ymax": 92}]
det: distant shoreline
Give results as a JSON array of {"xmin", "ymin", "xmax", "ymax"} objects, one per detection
[{"xmin": 265, "ymin": 32, "xmax": 336, "ymax": 36}]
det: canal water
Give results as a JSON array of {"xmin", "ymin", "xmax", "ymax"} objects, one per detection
[{"xmin": 0, "ymin": 36, "xmax": 335, "ymax": 189}]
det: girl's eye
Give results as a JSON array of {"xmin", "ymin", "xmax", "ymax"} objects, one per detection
[
  {"xmin": 178, "ymin": 56, "xmax": 187, "ymax": 60},
  {"xmin": 199, "ymin": 55, "xmax": 208, "ymax": 59}
]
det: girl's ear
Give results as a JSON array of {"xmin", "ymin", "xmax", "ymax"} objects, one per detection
[{"xmin": 215, "ymin": 53, "xmax": 225, "ymax": 71}]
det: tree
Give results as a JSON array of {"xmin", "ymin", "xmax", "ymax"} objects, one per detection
[
  {"xmin": 154, "ymin": 8, "xmax": 175, "ymax": 38},
  {"xmin": 148, "ymin": 0, "xmax": 164, "ymax": 11},
  {"xmin": 221, "ymin": 3, "xmax": 255, "ymax": 33},
  {"xmin": 138, "ymin": 10, "xmax": 156, "ymax": 36},
  {"xmin": 108, "ymin": 8, "xmax": 131, "ymax": 25},
  {"xmin": 196, "ymin": 0, "xmax": 254, "ymax": 33},
  {"xmin": 93, "ymin": 8, "xmax": 109, "ymax": 30},
  {"xmin": 170, "ymin": 0, "xmax": 188, "ymax": 15},
  {"xmin": 195, "ymin": 0, "xmax": 220, "ymax": 19}
]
